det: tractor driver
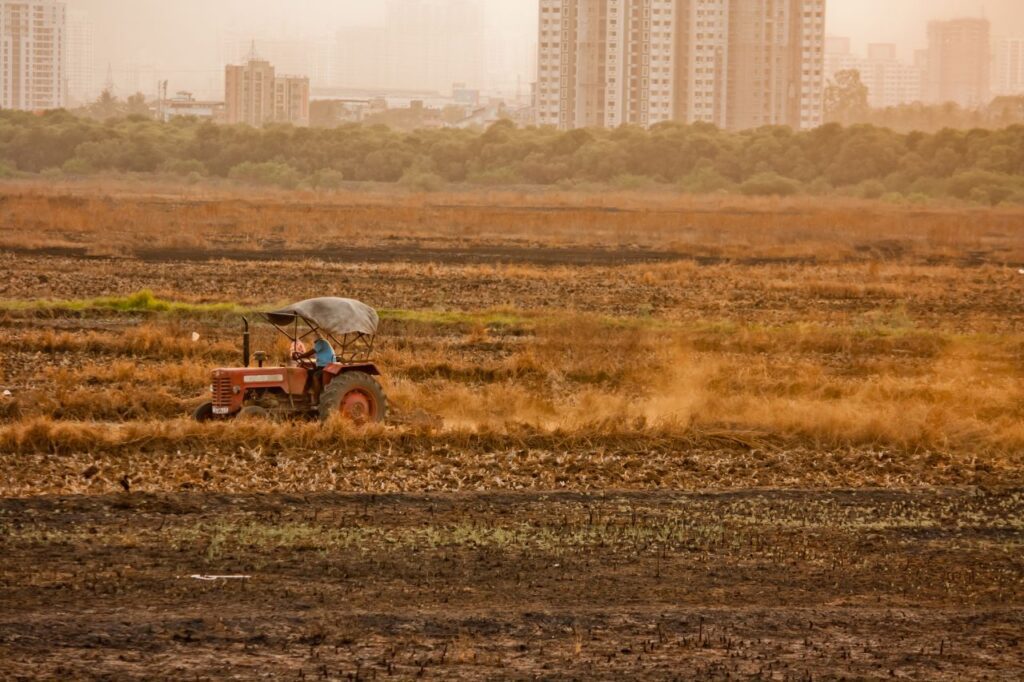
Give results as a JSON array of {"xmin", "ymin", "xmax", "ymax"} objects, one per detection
[{"xmin": 293, "ymin": 333, "xmax": 336, "ymax": 406}]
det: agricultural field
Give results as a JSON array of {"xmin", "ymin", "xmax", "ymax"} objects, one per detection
[{"xmin": 1, "ymin": 183, "xmax": 1023, "ymax": 679}]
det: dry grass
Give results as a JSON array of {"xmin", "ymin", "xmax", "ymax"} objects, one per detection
[
  {"xmin": 2, "ymin": 310, "xmax": 1022, "ymax": 457},
  {"xmin": 1, "ymin": 182, "xmax": 1022, "ymax": 263},
  {"xmin": 1, "ymin": 183, "xmax": 1022, "ymax": 494}
]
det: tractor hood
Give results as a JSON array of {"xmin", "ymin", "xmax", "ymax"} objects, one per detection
[{"xmin": 264, "ymin": 298, "xmax": 379, "ymax": 336}]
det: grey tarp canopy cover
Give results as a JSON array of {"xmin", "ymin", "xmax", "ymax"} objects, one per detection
[{"xmin": 264, "ymin": 298, "xmax": 379, "ymax": 337}]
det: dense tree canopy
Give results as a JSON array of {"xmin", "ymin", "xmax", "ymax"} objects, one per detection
[{"xmin": 2, "ymin": 109, "xmax": 1024, "ymax": 203}]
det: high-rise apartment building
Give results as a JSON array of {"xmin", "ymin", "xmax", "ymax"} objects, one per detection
[
  {"xmin": 676, "ymin": 0, "xmax": 730, "ymax": 127},
  {"xmin": 273, "ymin": 73, "xmax": 309, "ymax": 125},
  {"xmin": 225, "ymin": 57, "xmax": 309, "ymax": 127},
  {"xmin": 0, "ymin": 0, "xmax": 65, "ymax": 111},
  {"xmin": 993, "ymin": 37, "xmax": 1024, "ymax": 96},
  {"xmin": 825, "ymin": 39, "xmax": 923, "ymax": 108},
  {"xmin": 537, "ymin": 0, "xmax": 679, "ymax": 129},
  {"xmin": 536, "ymin": 0, "xmax": 825, "ymax": 131},
  {"xmin": 925, "ymin": 18, "xmax": 990, "ymax": 108},
  {"xmin": 725, "ymin": 0, "xmax": 825, "ymax": 130}
]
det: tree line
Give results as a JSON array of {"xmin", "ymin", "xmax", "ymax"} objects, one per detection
[{"xmin": 2, "ymin": 108, "xmax": 1024, "ymax": 204}]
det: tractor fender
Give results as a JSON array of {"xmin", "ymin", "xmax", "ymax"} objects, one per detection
[{"xmin": 324, "ymin": 362, "xmax": 381, "ymax": 377}]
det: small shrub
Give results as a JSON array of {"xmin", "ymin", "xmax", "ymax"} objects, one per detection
[
  {"xmin": 806, "ymin": 178, "xmax": 834, "ymax": 196},
  {"xmin": 400, "ymin": 170, "xmax": 445, "ymax": 192},
  {"xmin": 467, "ymin": 167, "xmax": 522, "ymax": 186},
  {"xmin": 859, "ymin": 179, "xmax": 887, "ymax": 200},
  {"xmin": 228, "ymin": 161, "xmax": 302, "ymax": 189},
  {"xmin": 612, "ymin": 174, "xmax": 656, "ymax": 190},
  {"xmin": 947, "ymin": 170, "xmax": 1020, "ymax": 205},
  {"xmin": 160, "ymin": 159, "xmax": 207, "ymax": 177},
  {"xmin": 61, "ymin": 158, "xmax": 93, "ymax": 175},
  {"xmin": 740, "ymin": 172, "xmax": 801, "ymax": 197},
  {"xmin": 678, "ymin": 167, "xmax": 734, "ymax": 194},
  {"xmin": 312, "ymin": 168, "xmax": 345, "ymax": 191}
]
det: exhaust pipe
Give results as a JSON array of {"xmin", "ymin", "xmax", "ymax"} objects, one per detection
[{"xmin": 242, "ymin": 317, "xmax": 250, "ymax": 368}]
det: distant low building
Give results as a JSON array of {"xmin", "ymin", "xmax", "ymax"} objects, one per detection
[
  {"xmin": 225, "ymin": 56, "xmax": 309, "ymax": 127},
  {"xmin": 158, "ymin": 91, "xmax": 225, "ymax": 123},
  {"xmin": 450, "ymin": 103, "xmax": 503, "ymax": 129},
  {"xmin": 309, "ymin": 98, "xmax": 372, "ymax": 127},
  {"xmin": 452, "ymin": 84, "xmax": 480, "ymax": 107}
]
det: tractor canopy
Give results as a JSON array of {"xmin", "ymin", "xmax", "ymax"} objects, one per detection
[{"xmin": 264, "ymin": 298, "xmax": 379, "ymax": 337}]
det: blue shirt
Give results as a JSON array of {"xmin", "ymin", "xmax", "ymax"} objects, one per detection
[{"xmin": 313, "ymin": 339, "xmax": 336, "ymax": 367}]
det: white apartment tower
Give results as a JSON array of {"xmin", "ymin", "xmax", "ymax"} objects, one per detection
[
  {"xmin": 0, "ymin": 0, "xmax": 66, "ymax": 110},
  {"xmin": 676, "ymin": 0, "xmax": 730, "ymax": 127},
  {"xmin": 794, "ymin": 0, "xmax": 826, "ymax": 129},
  {"xmin": 536, "ymin": 0, "xmax": 826, "ymax": 131},
  {"xmin": 537, "ymin": 0, "xmax": 678, "ymax": 130},
  {"xmin": 726, "ymin": 0, "xmax": 826, "ymax": 130},
  {"xmin": 993, "ymin": 37, "xmax": 1024, "ymax": 96}
]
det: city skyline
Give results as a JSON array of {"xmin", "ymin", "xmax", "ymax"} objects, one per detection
[
  {"xmin": 54, "ymin": 0, "xmax": 1024, "ymax": 102},
  {"xmin": 536, "ymin": 0, "xmax": 826, "ymax": 132}
]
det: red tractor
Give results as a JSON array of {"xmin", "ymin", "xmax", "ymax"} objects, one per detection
[{"xmin": 193, "ymin": 297, "xmax": 388, "ymax": 423}]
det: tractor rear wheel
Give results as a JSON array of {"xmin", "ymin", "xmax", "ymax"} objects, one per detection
[
  {"xmin": 319, "ymin": 372, "xmax": 388, "ymax": 424},
  {"xmin": 193, "ymin": 401, "xmax": 215, "ymax": 422}
]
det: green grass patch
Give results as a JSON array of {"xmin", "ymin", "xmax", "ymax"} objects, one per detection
[{"xmin": 0, "ymin": 289, "xmax": 244, "ymax": 315}]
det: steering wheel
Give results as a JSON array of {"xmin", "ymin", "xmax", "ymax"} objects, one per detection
[{"xmin": 292, "ymin": 353, "xmax": 316, "ymax": 370}]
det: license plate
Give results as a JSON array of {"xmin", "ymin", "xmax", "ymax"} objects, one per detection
[{"xmin": 213, "ymin": 406, "xmax": 230, "ymax": 415}]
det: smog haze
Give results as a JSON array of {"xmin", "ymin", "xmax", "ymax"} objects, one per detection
[{"xmin": 69, "ymin": 0, "xmax": 1024, "ymax": 99}]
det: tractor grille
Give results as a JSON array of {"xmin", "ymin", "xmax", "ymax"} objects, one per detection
[{"xmin": 212, "ymin": 377, "xmax": 233, "ymax": 408}]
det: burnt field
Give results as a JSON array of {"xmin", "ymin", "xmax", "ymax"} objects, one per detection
[
  {"xmin": 2, "ymin": 490, "xmax": 1022, "ymax": 680},
  {"xmin": 0, "ymin": 185, "xmax": 1023, "ymax": 679}
]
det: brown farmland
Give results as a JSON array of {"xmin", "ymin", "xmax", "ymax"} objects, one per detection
[{"xmin": 1, "ymin": 184, "xmax": 1022, "ymax": 679}]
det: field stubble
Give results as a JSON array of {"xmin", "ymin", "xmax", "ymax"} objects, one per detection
[
  {"xmin": 1, "ymin": 489, "xmax": 1021, "ymax": 679},
  {"xmin": 0, "ymin": 303, "xmax": 1021, "ymax": 495},
  {"xmin": 2, "ymin": 186, "xmax": 1023, "ymax": 680},
  {"xmin": 0, "ymin": 187, "xmax": 1021, "ymax": 492}
]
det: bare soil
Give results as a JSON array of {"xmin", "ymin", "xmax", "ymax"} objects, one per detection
[{"xmin": 2, "ymin": 489, "xmax": 1021, "ymax": 680}]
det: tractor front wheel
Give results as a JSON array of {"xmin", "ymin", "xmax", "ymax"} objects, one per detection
[
  {"xmin": 319, "ymin": 372, "xmax": 388, "ymax": 424},
  {"xmin": 193, "ymin": 401, "xmax": 215, "ymax": 422},
  {"xmin": 237, "ymin": 405, "xmax": 270, "ymax": 420}
]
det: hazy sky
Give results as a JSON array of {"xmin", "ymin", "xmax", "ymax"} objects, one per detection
[{"xmin": 69, "ymin": 0, "xmax": 1024, "ymax": 98}]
